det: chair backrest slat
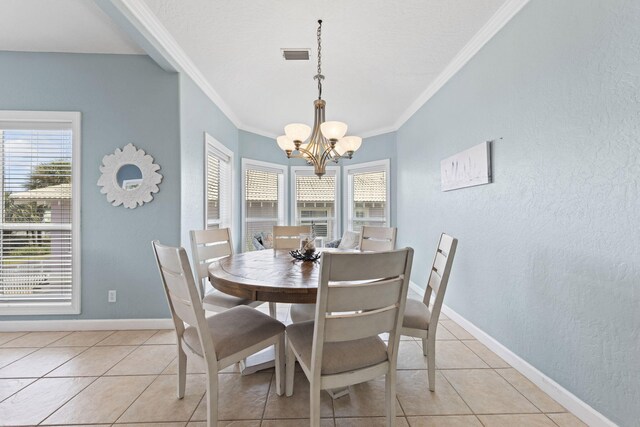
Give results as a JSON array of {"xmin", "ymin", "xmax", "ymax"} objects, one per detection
[
  {"xmin": 359, "ymin": 226, "xmax": 397, "ymax": 252},
  {"xmin": 273, "ymin": 225, "xmax": 311, "ymax": 250},
  {"xmin": 319, "ymin": 250, "xmax": 408, "ymax": 282},
  {"xmin": 198, "ymin": 243, "xmax": 232, "ymax": 262},
  {"xmin": 192, "ymin": 228, "xmax": 232, "ymax": 245},
  {"xmin": 324, "ymin": 307, "xmax": 398, "ymax": 342},
  {"xmin": 433, "ymin": 251, "xmax": 447, "ymax": 275},
  {"xmin": 427, "ymin": 271, "xmax": 441, "ymax": 294},
  {"xmin": 190, "ymin": 228, "xmax": 233, "ymax": 298},
  {"xmin": 326, "ymin": 278, "xmax": 403, "ymax": 312}
]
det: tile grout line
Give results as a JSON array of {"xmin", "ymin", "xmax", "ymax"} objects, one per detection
[
  {"xmin": 492, "ymin": 366, "xmax": 565, "ymax": 415},
  {"xmin": 111, "ymin": 372, "xmax": 161, "ymax": 424}
]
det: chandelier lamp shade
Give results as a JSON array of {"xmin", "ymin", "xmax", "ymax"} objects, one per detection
[{"xmin": 276, "ymin": 20, "xmax": 362, "ymax": 177}]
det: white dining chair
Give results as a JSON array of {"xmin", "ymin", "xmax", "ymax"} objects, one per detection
[
  {"xmin": 401, "ymin": 233, "xmax": 457, "ymax": 391},
  {"xmin": 285, "ymin": 248, "xmax": 414, "ymax": 427},
  {"xmin": 359, "ymin": 226, "xmax": 397, "ymax": 252},
  {"xmin": 190, "ymin": 228, "xmax": 263, "ymax": 313},
  {"xmin": 152, "ymin": 240, "xmax": 285, "ymax": 427},
  {"xmin": 272, "ymin": 225, "xmax": 312, "ymax": 250}
]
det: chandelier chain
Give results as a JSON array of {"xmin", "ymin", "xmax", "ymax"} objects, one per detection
[{"xmin": 315, "ymin": 19, "xmax": 324, "ymax": 99}]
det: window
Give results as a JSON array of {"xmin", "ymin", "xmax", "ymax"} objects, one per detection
[
  {"xmin": 344, "ymin": 159, "xmax": 390, "ymax": 232},
  {"xmin": 0, "ymin": 111, "xmax": 81, "ymax": 315},
  {"xmin": 242, "ymin": 159, "xmax": 287, "ymax": 251},
  {"xmin": 205, "ymin": 134, "xmax": 233, "ymax": 230},
  {"xmin": 291, "ymin": 166, "xmax": 340, "ymax": 241}
]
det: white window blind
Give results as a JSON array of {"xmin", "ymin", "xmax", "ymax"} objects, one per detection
[
  {"xmin": 0, "ymin": 112, "xmax": 80, "ymax": 315},
  {"xmin": 242, "ymin": 160, "xmax": 286, "ymax": 251},
  {"xmin": 345, "ymin": 160, "xmax": 390, "ymax": 232},
  {"xmin": 205, "ymin": 137, "xmax": 232, "ymax": 230},
  {"xmin": 292, "ymin": 167, "xmax": 339, "ymax": 241}
]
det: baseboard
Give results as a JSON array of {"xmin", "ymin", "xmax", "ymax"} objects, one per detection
[
  {"xmin": 0, "ymin": 318, "xmax": 174, "ymax": 332},
  {"xmin": 439, "ymin": 302, "xmax": 616, "ymax": 427}
]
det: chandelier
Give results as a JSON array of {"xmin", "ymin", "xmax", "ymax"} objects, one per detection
[{"xmin": 276, "ymin": 20, "xmax": 362, "ymax": 178}]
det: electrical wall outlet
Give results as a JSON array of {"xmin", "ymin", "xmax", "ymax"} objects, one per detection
[{"xmin": 108, "ymin": 290, "xmax": 117, "ymax": 303}]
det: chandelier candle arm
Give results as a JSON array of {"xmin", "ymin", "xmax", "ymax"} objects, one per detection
[{"xmin": 277, "ymin": 19, "xmax": 362, "ymax": 177}]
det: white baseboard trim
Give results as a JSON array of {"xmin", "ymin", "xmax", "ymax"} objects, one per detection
[
  {"xmin": 439, "ymin": 303, "xmax": 616, "ymax": 427},
  {"xmin": 0, "ymin": 318, "xmax": 174, "ymax": 332}
]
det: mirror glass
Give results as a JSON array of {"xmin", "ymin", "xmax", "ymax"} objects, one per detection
[{"xmin": 116, "ymin": 164, "xmax": 143, "ymax": 190}]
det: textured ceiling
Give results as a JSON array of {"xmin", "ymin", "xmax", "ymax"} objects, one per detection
[
  {"xmin": 0, "ymin": 0, "xmax": 143, "ymax": 54},
  {"xmin": 143, "ymin": 0, "xmax": 508, "ymax": 136}
]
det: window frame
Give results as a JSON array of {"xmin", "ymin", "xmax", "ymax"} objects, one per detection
[
  {"xmin": 203, "ymin": 133, "xmax": 234, "ymax": 231},
  {"xmin": 343, "ymin": 159, "xmax": 391, "ymax": 232},
  {"xmin": 241, "ymin": 158, "xmax": 288, "ymax": 252},
  {"xmin": 0, "ymin": 110, "xmax": 81, "ymax": 316},
  {"xmin": 290, "ymin": 165, "xmax": 341, "ymax": 241}
]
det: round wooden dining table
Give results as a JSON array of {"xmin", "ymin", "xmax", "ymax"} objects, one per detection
[{"xmin": 208, "ymin": 249, "xmax": 322, "ymax": 304}]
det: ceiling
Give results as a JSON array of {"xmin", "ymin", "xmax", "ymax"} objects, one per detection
[
  {"xmin": 0, "ymin": 0, "xmax": 514, "ymax": 137},
  {"xmin": 0, "ymin": 0, "xmax": 143, "ymax": 54}
]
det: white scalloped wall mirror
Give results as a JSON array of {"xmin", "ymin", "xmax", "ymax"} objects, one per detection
[{"xmin": 97, "ymin": 143, "xmax": 163, "ymax": 209}]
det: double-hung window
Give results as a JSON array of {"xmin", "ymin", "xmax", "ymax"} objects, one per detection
[
  {"xmin": 344, "ymin": 159, "xmax": 390, "ymax": 232},
  {"xmin": 0, "ymin": 111, "xmax": 81, "ymax": 315},
  {"xmin": 291, "ymin": 166, "xmax": 339, "ymax": 241},
  {"xmin": 242, "ymin": 159, "xmax": 287, "ymax": 251},
  {"xmin": 205, "ymin": 134, "xmax": 233, "ymax": 230}
]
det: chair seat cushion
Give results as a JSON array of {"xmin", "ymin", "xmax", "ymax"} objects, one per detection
[
  {"xmin": 289, "ymin": 303, "xmax": 316, "ymax": 323},
  {"xmin": 183, "ymin": 306, "xmax": 284, "ymax": 361},
  {"xmin": 286, "ymin": 320, "xmax": 388, "ymax": 375},
  {"xmin": 402, "ymin": 298, "xmax": 431, "ymax": 330},
  {"xmin": 203, "ymin": 290, "xmax": 254, "ymax": 309}
]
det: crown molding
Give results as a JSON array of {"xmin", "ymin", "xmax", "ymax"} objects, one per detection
[
  {"xmin": 359, "ymin": 125, "xmax": 398, "ymax": 139},
  {"xmin": 238, "ymin": 124, "xmax": 278, "ymax": 140},
  {"xmin": 104, "ymin": 0, "xmax": 243, "ymax": 129},
  {"xmin": 392, "ymin": 0, "xmax": 531, "ymax": 131}
]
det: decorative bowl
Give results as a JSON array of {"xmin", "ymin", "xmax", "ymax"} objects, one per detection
[{"xmin": 289, "ymin": 249, "xmax": 321, "ymax": 262}]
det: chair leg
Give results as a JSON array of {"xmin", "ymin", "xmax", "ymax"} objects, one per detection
[
  {"xmin": 274, "ymin": 334, "xmax": 285, "ymax": 396},
  {"xmin": 206, "ymin": 368, "xmax": 218, "ymax": 427},
  {"xmin": 177, "ymin": 344, "xmax": 187, "ymax": 399},
  {"xmin": 310, "ymin": 382, "xmax": 321, "ymax": 427},
  {"xmin": 421, "ymin": 336, "xmax": 428, "ymax": 356},
  {"xmin": 385, "ymin": 370, "xmax": 396, "ymax": 427},
  {"xmin": 285, "ymin": 342, "xmax": 296, "ymax": 396},
  {"xmin": 427, "ymin": 334, "xmax": 436, "ymax": 392},
  {"xmin": 269, "ymin": 302, "xmax": 277, "ymax": 318}
]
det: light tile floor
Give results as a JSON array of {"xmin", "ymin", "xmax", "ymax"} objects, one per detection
[{"xmin": 0, "ymin": 300, "xmax": 588, "ymax": 427}]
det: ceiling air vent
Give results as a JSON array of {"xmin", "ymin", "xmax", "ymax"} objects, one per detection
[{"xmin": 281, "ymin": 49, "xmax": 310, "ymax": 60}]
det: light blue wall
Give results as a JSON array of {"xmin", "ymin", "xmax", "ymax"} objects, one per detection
[
  {"xmin": 395, "ymin": 1, "xmax": 640, "ymax": 424},
  {"xmin": 0, "ymin": 52, "xmax": 181, "ymax": 320},
  {"xmin": 179, "ymin": 74, "xmax": 239, "ymax": 251},
  {"xmin": 238, "ymin": 130, "xmax": 397, "ymax": 234}
]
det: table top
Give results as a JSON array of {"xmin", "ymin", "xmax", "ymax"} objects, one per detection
[{"xmin": 208, "ymin": 249, "xmax": 324, "ymax": 304}]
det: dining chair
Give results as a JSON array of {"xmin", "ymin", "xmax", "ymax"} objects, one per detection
[
  {"xmin": 401, "ymin": 233, "xmax": 457, "ymax": 391},
  {"xmin": 286, "ymin": 248, "xmax": 414, "ymax": 427},
  {"xmin": 273, "ymin": 225, "xmax": 312, "ymax": 250},
  {"xmin": 190, "ymin": 228, "xmax": 263, "ymax": 313},
  {"xmin": 152, "ymin": 240, "xmax": 285, "ymax": 427},
  {"xmin": 359, "ymin": 225, "xmax": 397, "ymax": 252}
]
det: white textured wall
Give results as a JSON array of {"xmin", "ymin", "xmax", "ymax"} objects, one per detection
[{"xmin": 396, "ymin": 0, "xmax": 640, "ymax": 425}]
